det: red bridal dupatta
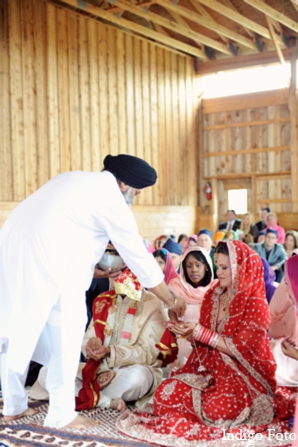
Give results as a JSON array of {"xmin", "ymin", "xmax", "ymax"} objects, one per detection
[{"xmin": 117, "ymin": 241, "xmax": 295, "ymax": 446}]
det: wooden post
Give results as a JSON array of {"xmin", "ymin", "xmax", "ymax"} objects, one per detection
[{"xmin": 289, "ymin": 50, "xmax": 298, "ymax": 212}]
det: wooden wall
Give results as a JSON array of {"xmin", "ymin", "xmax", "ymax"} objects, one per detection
[
  {"xmin": 200, "ymin": 87, "xmax": 298, "ymax": 232},
  {"xmin": 0, "ymin": 0, "xmax": 200, "ymax": 241}
]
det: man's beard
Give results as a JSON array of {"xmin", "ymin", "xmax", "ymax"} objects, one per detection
[{"xmin": 122, "ymin": 187, "xmax": 134, "ymax": 207}]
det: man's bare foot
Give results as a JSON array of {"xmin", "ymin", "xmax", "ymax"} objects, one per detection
[
  {"xmin": 110, "ymin": 398, "xmax": 127, "ymax": 412},
  {"xmin": 64, "ymin": 414, "xmax": 98, "ymax": 430},
  {"xmin": 3, "ymin": 407, "xmax": 37, "ymax": 421}
]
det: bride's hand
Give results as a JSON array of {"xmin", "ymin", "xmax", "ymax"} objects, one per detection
[{"xmin": 171, "ymin": 322, "xmax": 196, "ymax": 337}]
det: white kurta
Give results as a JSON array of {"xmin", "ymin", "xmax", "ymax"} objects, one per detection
[{"xmin": 0, "ymin": 171, "xmax": 163, "ymax": 423}]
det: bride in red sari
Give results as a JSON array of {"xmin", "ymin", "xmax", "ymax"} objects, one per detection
[{"xmin": 117, "ymin": 241, "xmax": 295, "ymax": 446}]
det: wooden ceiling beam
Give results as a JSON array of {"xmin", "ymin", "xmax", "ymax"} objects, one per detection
[
  {"xmin": 195, "ymin": 0, "xmax": 271, "ymax": 40},
  {"xmin": 221, "ymin": 0, "xmax": 254, "ymax": 39},
  {"xmin": 291, "ymin": 0, "xmax": 298, "ymax": 13},
  {"xmin": 186, "ymin": 0, "xmax": 228, "ymax": 43},
  {"xmin": 244, "ymin": 0, "xmax": 298, "ymax": 33},
  {"xmin": 58, "ymin": 0, "xmax": 208, "ymax": 59},
  {"xmin": 265, "ymin": 16, "xmax": 285, "ymax": 65},
  {"xmin": 153, "ymin": 0, "xmax": 257, "ymax": 50},
  {"xmin": 106, "ymin": 0, "xmax": 232, "ymax": 54},
  {"xmin": 196, "ymin": 47, "xmax": 294, "ymax": 74}
]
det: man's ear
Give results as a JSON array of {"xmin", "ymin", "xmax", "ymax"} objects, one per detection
[{"xmin": 118, "ymin": 181, "xmax": 129, "ymax": 193}]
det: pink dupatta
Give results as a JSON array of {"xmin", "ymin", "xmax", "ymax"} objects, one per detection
[{"xmin": 168, "ymin": 246, "xmax": 214, "ymax": 305}]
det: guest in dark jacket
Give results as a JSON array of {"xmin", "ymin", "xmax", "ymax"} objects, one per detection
[{"xmin": 218, "ymin": 210, "xmax": 241, "ymax": 232}]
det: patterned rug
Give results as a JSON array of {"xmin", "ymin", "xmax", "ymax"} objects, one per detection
[{"xmin": 0, "ymin": 396, "xmax": 158, "ymax": 447}]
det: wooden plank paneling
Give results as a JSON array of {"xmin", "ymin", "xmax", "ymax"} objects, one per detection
[
  {"xmin": 203, "ymin": 89, "xmax": 289, "ymax": 114},
  {"xmin": 1, "ymin": 0, "xmax": 201, "ymax": 234},
  {"xmin": 107, "ymin": 26, "xmax": 118, "ymax": 157},
  {"xmin": 22, "ymin": 0, "xmax": 38, "ymax": 196},
  {"xmin": 9, "ymin": 0, "xmax": 25, "ymax": 200},
  {"xmin": 34, "ymin": 0, "xmax": 49, "ymax": 187},
  {"xmin": 57, "ymin": 7, "xmax": 71, "ymax": 173},
  {"xmin": 202, "ymin": 90, "xmax": 293, "ymax": 222},
  {"xmin": 0, "ymin": 0, "xmax": 13, "ymax": 200},
  {"xmin": 141, "ymin": 39, "xmax": 151, "ymax": 205},
  {"xmin": 78, "ymin": 15, "xmax": 91, "ymax": 171},
  {"xmin": 88, "ymin": 18, "xmax": 101, "ymax": 172},
  {"xmin": 116, "ymin": 31, "xmax": 126, "ymax": 156},
  {"xmin": 68, "ymin": 11, "xmax": 81, "ymax": 171},
  {"xmin": 47, "ymin": 2, "xmax": 60, "ymax": 177},
  {"xmin": 98, "ymin": 23, "xmax": 109, "ymax": 166}
]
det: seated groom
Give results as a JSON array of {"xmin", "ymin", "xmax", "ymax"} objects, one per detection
[{"xmin": 29, "ymin": 269, "xmax": 166, "ymax": 412}]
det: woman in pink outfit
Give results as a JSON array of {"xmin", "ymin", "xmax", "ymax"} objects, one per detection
[
  {"xmin": 153, "ymin": 248, "xmax": 178, "ymax": 285},
  {"xmin": 269, "ymin": 249, "xmax": 298, "ymax": 386},
  {"xmin": 167, "ymin": 246, "xmax": 216, "ymax": 367},
  {"xmin": 265, "ymin": 212, "xmax": 286, "ymax": 244}
]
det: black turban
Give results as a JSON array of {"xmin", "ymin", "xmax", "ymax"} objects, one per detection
[{"xmin": 103, "ymin": 154, "xmax": 157, "ymax": 189}]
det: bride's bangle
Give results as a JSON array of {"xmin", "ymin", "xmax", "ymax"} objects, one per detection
[{"xmin": 164, "ymin": 295, "xmax": 177, "ymax": 310}]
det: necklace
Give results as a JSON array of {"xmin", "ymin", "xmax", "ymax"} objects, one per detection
[{"xmin": 219, "ymin": 291, "xmax": 231, "ymax": 311}]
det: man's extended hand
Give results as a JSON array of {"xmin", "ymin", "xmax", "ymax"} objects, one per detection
[
  {"xmin": 169, "ymin": 295, "xmax": 187, "ymax": 319},
  {"xmin": 93, "ymin": 265, "xmax": 122, "ymax": 279}
]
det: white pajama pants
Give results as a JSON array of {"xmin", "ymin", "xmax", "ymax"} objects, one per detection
[
  {"xmin": 94, "ymin": 364, "xmax": 154, "ymax": 408},
  {"xmin": 1, "ymin": 299, "xmax": 80, "ymax": 428},
  {"xmin": 32, "ymin": 364, "xmax": 154, "ymax": 409}
]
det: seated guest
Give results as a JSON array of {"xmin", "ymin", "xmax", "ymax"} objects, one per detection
[
  {"xmin": 154, "ymin": 234, "xmax": 169, "ymax": 249},
  {"xmin": 143, "ymin": 238, "xmax": 155, "ymax": 253},
  {"xmin": 163, "ymin": 238, "xmax": 182, "ymax": 271},
  {"xmin": 197, "ymin": 229, "xmax": 215, "ymax": 271},
  {"xmin": 30, "ymin": 269, "xmax": 166, "ymax": 411},
  {"xmin": 118, "ymin": 241, "xmax": 294, "ymax": 444},
  {"xmin": 265, "ymin": 212, "xmax": 285, "ymax": 244},
  {"xmin": 237, "ymin": 212, "xmax": 258, "ymax": 241},
  {"xmin": 269, "ymin": 251, "xmax": 298, "ymax": 386},
  {"xmin": 223, "ymin": 230, "xmax": 239, "ymax": 241},
  {"xmin": 284, "ymin": 230, "xmax": 298, "ymax": 258},
  {"xmin": 197, "ymin": 229, "xmax": 214, "ymax": 257},
  {"xmin": 212, "ymin": 230, "xmax": 225, "ymax": 247},
  {"xmin": 257, "ymin": 230, "xmax": 266, "ymax": 243},
  {"xmin": 153, "ymin": 248, "xmax": 178, "ymax": 284},
  {"xmin": 168, "ymin": 246, "xmax": 215, "ymax": 368},
  {"xmin": 182, "ymin": 234, "xmax": 198, "ymax": 254},
  {"xmin": 252, "ymin": 229, "xmax": 287, "ymax": 283},
  {"xmin": 243, "ymin": 233, "xmax": 254, "ymax": 246},
  {"xmin": 260, "ymin": 258, "xmax": 277, "ymax": 304},
  {"xmin": 255, "ymin": 207, "xmax": 270, "ymax": 237},
  {"xmin": 218, "ymin": 209, "xmax": 241, "ymax": 232},
  {"xmin": 177, "ymin": 233, "xmax": 188, "ymax": 249}
]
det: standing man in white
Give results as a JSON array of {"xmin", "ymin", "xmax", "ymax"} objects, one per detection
[{"xmin": 0, "ymin": 154, "xmax": 186, "ymax": 430}]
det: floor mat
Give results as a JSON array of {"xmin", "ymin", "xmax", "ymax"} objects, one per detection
[{"xmin": 0, "ymin": 397, "xmax": 158, "ymax": 447}]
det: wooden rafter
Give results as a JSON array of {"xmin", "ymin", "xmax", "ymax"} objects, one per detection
[
  {"xmin": 57, "ymin": 0, "xmax": 208, "ymax": 59},
  {"xmin": 186, "ymin": 0, "xmax": 228, "ymax": 43},
  {"xmin": 291, "ymin": 0, "xmax": 298, "ymax": 13},
  {"xmin": 153, "ymin": 0, "xmax": 257, "ymax": 50},
  {"xmin": 195, "ymin": 0, "xmax": 272, "ymax": 40},
  {"xmin": 265, "ymin": 15, "xmax": 285, "ymax": 64},
  {"xmin": 220, "ymin": 0, "xmax": 254, "ymax": 38},
  {"xmin": 244, "ymin": 0, "xmax": 298, "ymax": 33},
  {"xmin": 106, "ymin": 0, "xmax": 232, "ymax": 54}
]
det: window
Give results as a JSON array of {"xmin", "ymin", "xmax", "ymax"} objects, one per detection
[
  {"xmin": 228, "ymin": 189, "xmax": 247, "ymax": 215},
  {"xmin": 200, "ymin": 63, "xmax": 291, "ymax": 99}
]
